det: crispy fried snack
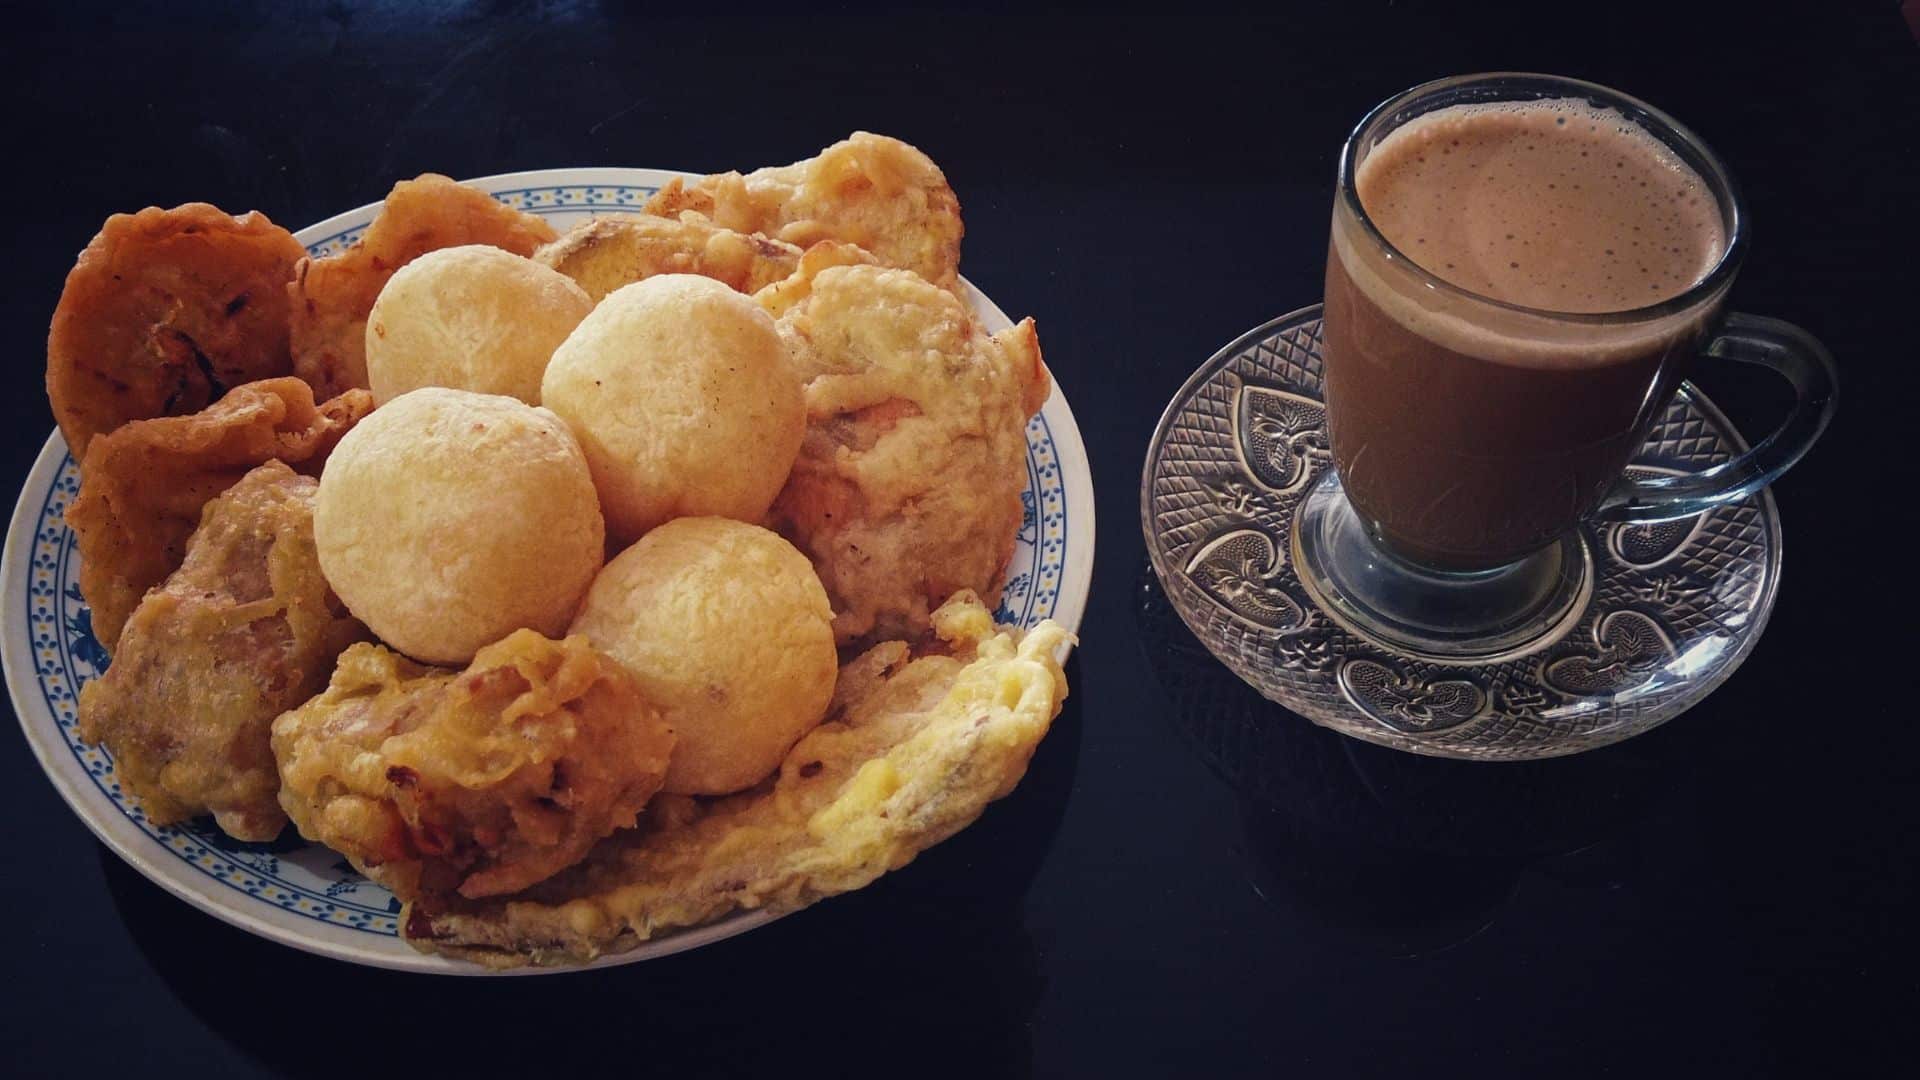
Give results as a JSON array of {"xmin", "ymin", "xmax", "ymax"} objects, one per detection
[
  {"xmin": 645, "ymin": 132, "xmax": 964, "ymax": 292},
  {"xmin": 272, "ymin": 630, "xmax": 676, "ymax": 902},
  {"xmin": 533, "ymin": 213, "xmax": 802, "ymax": 302},
  {"xmin": 47, "ymin": 204, "xmax": 305, "ymax": 458},
  {"xmin": 289, "ymin": 174, "xmax": 557, "ymax": 398},
  {"xmin": 75, "ymin": 462, "xmax": 367, "ymax": 840},
  {"xmin": 759, "ymin": 252, "xmax": 1050, "ymax": 644},
  {"xmin": 66, "ymin": 377, "xmax": 374, "ymax": 651},
  {"xmin": 407, "ymin": 593, "xmax": 1070, "ymax": 967}
]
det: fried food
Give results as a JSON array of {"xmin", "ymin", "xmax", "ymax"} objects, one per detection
[
  {"xmin": 47, "ymin": 204, "xmax": 305, "ymax": 458},
  {"xmin": 67, "ymin": 377, "xmax": 374, "ymax": 651},
  {"xmin": 407, "ymin": 592, "xmax": 1070, "ymax": 967},
  {"xmin": 365, "ymin": 245, "xmax": 592, "ymax": 405},
  {"xmin": 314, "ymin": 388, "xmax": 604, "ymax": 665},
  {"xmin": 289, "ymin": 174, "xmax": 557, "ymax": 399},
  {"xmin": 533, "ymin": 213, "xmax": 802, "ymax": 302},
  {"xmin": 76, "ymin": 462, "xmax": 367, "ymax": 840},
  {"xmin": 570, "ymin": 518, "xmax": 837, "ymax": 796},
  {"xmin": 645, "ymin": 132, "xmax": 964, "ymax": 292},
  {"xmin": 272, "ymin": 630, "xmax": 675, "ymax": 901},
  {"xmin": 542, "ymin": 275, "xmax": 804, "ymax": 542},
  {"xmin": 759, "ymin": 257, "xmax": 1050, "ymax": 644}
]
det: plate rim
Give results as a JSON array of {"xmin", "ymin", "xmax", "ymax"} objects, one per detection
[{"xmin": 6, "ymin": 165, "xmax": 1094, "ymax": 974}]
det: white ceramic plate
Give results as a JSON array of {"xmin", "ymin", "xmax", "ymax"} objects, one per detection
[{"xmin": 4, "ymin": 167, "xmax": 1095, "ymax": 974}]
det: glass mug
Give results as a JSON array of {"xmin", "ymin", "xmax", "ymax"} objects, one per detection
[{"xmin": 1293, "ymin": 72, "xmax": 1837, "ymax": 662}]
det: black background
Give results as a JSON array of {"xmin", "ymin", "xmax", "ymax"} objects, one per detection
[{"xmin": 2, "ymin": 3, "xmax": 1915, "ymax": 1077}]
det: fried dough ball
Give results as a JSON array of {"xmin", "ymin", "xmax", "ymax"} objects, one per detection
[
  {"xmin": 47, "ymin": 203, "xmax": 305, "ymax": 457},
  {"xmin": 759, "ymin": 257, "xmax": 1049, "ymax": 643},
  {"xmin": 569, "ymin": 518, "xmax": 836, "ymax": 796},
  {"xmin": 364, "ymin": 245, "xmax": 592, "ymax": 406},
  {"xmin": 289, "ymin": 174, "xmax": 557, "ymax": 399},
  {"xmin": 77, "ymin": 462, "xmax": 368, "ymax": 840},
  {"xmin": 315, "ymin": 388, "xmax": 604, "ymax": 665},
  {"xmin": 67, "ymin": 377, "xmax": 373, "ymax": 651},
  {"xmin": 272, "ymin": 630, "xmax": 675, "ymax": 901},
  {"xmin": 645, "ymin": 132, "xmax": 964, "ymax": 292},
  {"xmin": 541, "ymin": 275, "xmax": 804, "ymax": 543},
  {"xmin": 533, "ymin": 213, "xmax": 803, "ymax": 302}
]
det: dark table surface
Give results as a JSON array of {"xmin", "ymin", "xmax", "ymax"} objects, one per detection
[{"xmin": 3, "ymin": 3, "xmax": 1914, "ymax": 1076}]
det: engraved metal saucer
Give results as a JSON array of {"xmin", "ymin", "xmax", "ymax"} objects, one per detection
[{"xmin": 1141, "ymin": 305, "xmax": 1782, "ymax": 760}]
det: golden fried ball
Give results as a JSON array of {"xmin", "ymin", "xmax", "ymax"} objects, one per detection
[
  {"xmin": 569, "ymin": 517, "xmax": 836, "ymax": 795},
  {"xmin": 315, "ymin": 387, "xmax": 604, "ymax": 665},
  {"xmin": 541, "ymin": 274, "xmax": 804, "ymax": 543},
  {"xmin": 365, "ymin": 245, "xmax": 593, "ymax": 406}
]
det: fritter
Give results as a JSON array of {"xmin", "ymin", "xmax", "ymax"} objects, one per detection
[
  {"xmin": 759, "ymin": 254, "xmax": 1050, "ymax": 643},
  {"xmin": 645, "ymin": 132, "xmax": 964, "ymax": 292},
  {"xmin": 406, "ymin": 592, "xmax": 1071, "ymax": 967},
  {"xmin": 289, "ymin": 174, "xmax": 556, "ymax": 398},
  {"xmin": 66, "ymin": 376, "xmax": 373, "ymax": 651},
  {"xmin": 75, "ymin": 462, "xmax": 367, "ymax": 840},
  {"xmin": 533, "ymin": 212, "xmax": 802, "ymax": 302},
  {"xmin": 271, "ymin": 630, "xmax": 676, "ymax": 901},
  {"xmin": 47, "ymin": 203, "xmax": 305, "ymax": 457}
]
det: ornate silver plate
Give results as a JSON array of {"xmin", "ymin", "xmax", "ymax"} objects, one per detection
[{"xmin": 1141, "ymin": 306, "xmax": 1782, "ymax": 760}]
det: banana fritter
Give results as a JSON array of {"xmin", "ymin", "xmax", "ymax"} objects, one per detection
[
  {"xmin": 759, "ymin": 250, "xmax": 1050, "ymax": 643},
  {"xmin": 76, "ymin": 462, "xmax": 367, "ymax": 840},
  {"xmin": 47, "ymin": 203, "xmax": 305, "ymax": 457},
  {"xmin": 407, "ymin": 593, "xmax": 1070, "ymax": 968},
  {"xmin": 646, "ymin": 132, "xmax": 964, "ymax": 292},
  {"xmin": 533, "ymin": 212, "xmax": 802, "ymax": 302},
  {"xmin": 66, "ymin": 377, "xmax": 373, "ymax": 651},
  {"xmin": 272, "ymin": 631, "xmax": 676, "ymax": 902}
]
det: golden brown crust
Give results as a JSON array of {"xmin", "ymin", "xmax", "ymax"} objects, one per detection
[
  {"xmin": 272, "ymin": 630, "xmax": 676, "ymax": 902},
  {"xmin": 46, "ymin": 203, "xmax": 305, "ymax": 458},
  {"xmin": 66, "ymin": 377, "xmax": 373, "ymax": 650},
  {"xmin": 643, "ymin": 132, "xmax": 964, "ymax": 292},
  {"xmin": 532, "ymin": 213, "xmax": 802, "ymax": 302},
  {"xmin": 288, "ymin": 174, "xmax": 557, "ymax": 398},
  {"xmin": 75, "ymin": 462, "xmax": 367, "ymax": 839},
  {"xmin": 406, "ymin": 593, "xmax": 1070, "ymax": 968},
  {"xmin": 759, "ymin": 258, "xmax": 1050, "ymax": 644}
]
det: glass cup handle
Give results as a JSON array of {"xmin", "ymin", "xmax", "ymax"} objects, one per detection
[{"xmin": 1593, "ymin": 313, "xmax": 1838, "ymax": 524}]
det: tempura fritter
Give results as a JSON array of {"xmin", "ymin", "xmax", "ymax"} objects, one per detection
[
  {"xmin": 759, "ymin": 252, "xmax": 1050, "ymax": 644},
  {"xmin": 406, "ymin": 592, "xmax": 1070, "ymax": 968},
  {"xmin": 288, "ymin": 174, "xmax": 556, "ymax": 398},
  {"xmin": 645, "ymin": 132, "xmax": 964, "ymax": 292},
  {"xmin": 66, "ymin": 377, "xmax": 373, "ymax": 651},
  {"xmin": 75, "ymin": 462, "xmax": 367, "ymax": 840},
  {"xmin": 47, "ymin": 203, "xmax": 305, "ymax": 458},
  {"xmin": 272, "ymin": 630, "xmax": 676, "ymax": 902},
  {"xmin": 533, "ymin": 213, "xmax": 802, "ymax": 302}
]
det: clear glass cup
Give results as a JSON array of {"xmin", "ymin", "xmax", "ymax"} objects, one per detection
[{"xmin": 1294, "ymin": 72, "xmax": 1837, "ymax": 663}]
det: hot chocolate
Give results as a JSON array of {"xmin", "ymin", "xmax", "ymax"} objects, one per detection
[{"xmin": 1322, "ymin": 98, "xmax": 1731, "ymax": 570}]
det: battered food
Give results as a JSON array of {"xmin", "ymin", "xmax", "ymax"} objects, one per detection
[
  {"xmin": 314, "ymin": 388, "xmax": 604, "ymax": 665},
  {"xmin": 645, "ymin": 132, "xmax": 964, "ymax": 292},
  {"xmin": 569, "ymin": 518, "xmax": 837, "ymax": 796},
  {"xmin": 289, "ymin": 174, "xmax": 556, "ymax": 398},
  {"xmin": 76, "ymin": 462, "xmax": 367, "ymax": 840},
  {"xmin": 760, "ymin": 255, "xmax": 1050, "ymax": 643},
  {"xmin": 272, "ymin": 630, "xmax": 675, "ymax": 901},
  {"xmin": 365, "ymin": 245, "xmax": 593, "ymax": 405},
  {"xmin": 47, "ymin": 203, "xmax": 305, "ymax": 457},
  {"xmin": 66, "ymin": 377, "xmax": 373, "ymax": 650},
  {"xmin": 542, "ymin": 275, "xmax": 804, "ymax": 542},
  {"xmin": 533, "ymin": 213, "xmax": 802, "ymax": 302},
  {"xmin": 408, "ymin": 593, "xmax": 1071, "ymax": 967}
]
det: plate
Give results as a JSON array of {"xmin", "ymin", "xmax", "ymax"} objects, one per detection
[
  {"xmin": 1142, "ymin": 306, "xmax": 1779, "ymax": 760},
  {"xmin": 4, "ymin": 167, "xmax": 1095, "ymax": 974}
]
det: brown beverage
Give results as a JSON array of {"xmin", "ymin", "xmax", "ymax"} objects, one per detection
[{"xmin": 1322, "ymin": 98, "xmax": 1730, "ymax": 570}]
